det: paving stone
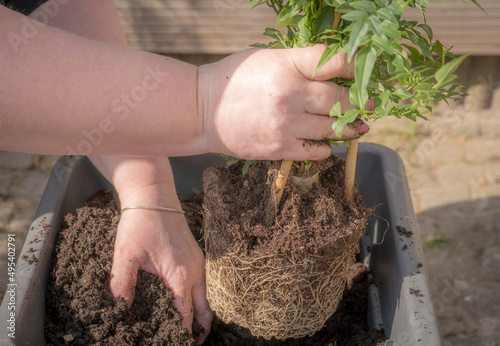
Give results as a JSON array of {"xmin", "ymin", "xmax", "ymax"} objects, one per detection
[
  {"xmin": 408, "ymin": 136, "xmax": 465, "ymax": 167},
  {"xmin": 0, "ymin": 177, "xmax": 10, "ymax": 199},
  {"xmin": 464, "ymin": 84, "xmax": 491, "ymax": 111},
  {"xmin": 491, "ymin": 88, "xmax": 500, "ymax": 111},
  {"xmin": 0, "ymin": 200, "xmax": 16, "ymax": 229},
  {"xmin": 0, "ymin": 151, "xmax": 34, "ymax": 172},
  {"xmin": 478, "ymin": 116, "xmax": 500, "ymax": 138},
  {"xmin": 464, "ymin": 138, "xmax": 500, "ymax": 163},
  {"xmin": 0, "ymin": 260, "xmax": 6, "ymax": 302},
  {"xmin": 416, "ymin": 214, "xmax": 439, "ymax": 236},
  {"xmin": 481, "ymin": 246, "xmax": 500, "ymax": 281},
  {"xmin": 469, "ymin": 184, "xmax": 500, "ymax": 200},
  {"xmin": 415, "ymin": 185, "xmax": 470, "ymax": 211},
  {"xmin": 37, "ymin": 155, "xmax": 60, "ymax": 174},
  {"xmin": 406, "ymin": 165, "xmax": 438, "ymax": 195},
  {"xmin": 8, "ymin": 204, "xmax": 37, "ymax": 238},
  {"xmin": 8, "ymin": 171, "xmax": 50, "ymax": 202},
  {"xmin": 432, "ymin": 113, "xmax": 482, "ymax": 138},
  {"xmin": 478, "ymin": 316, "xmax": 500, "ymax": 340},
  {"xmin": 435, "ymin": 163, "xmax": 486, "ymax": 188}
]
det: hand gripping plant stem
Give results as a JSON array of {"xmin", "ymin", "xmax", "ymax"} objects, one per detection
[{"xmin": 269, "ymin": 11, "xmax": 345, "ymax": 220}]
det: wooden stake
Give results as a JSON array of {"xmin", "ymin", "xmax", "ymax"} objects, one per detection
[
  {"xmin": 270, "ymin": 159, "xmax": 293, "ymax": 217},
  {"xmin": 344, "ymin": 138, "xmax": 358, "ymax": 203}
]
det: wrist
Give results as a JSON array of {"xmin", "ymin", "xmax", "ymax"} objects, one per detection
[
  {"xmin": 118, "ymin": 184, "xmax": 182, "ymax": 212},
  {"xmin": 197, "ymin": 62, "xmax": 223, "ymax": 155}
]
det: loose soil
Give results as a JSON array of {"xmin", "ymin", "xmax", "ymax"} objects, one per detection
[
  {"xmin": 45, "ymin": 191, "xmax": 193, "ymax": 345},
  {"xmin": 45, "ymin": 157, "xmax": 386, "ymax": 344}
]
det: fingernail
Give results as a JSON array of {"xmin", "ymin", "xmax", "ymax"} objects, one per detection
[{"xmin": 359, "ymin": 124, "xmax": 370, "ymax": 135}]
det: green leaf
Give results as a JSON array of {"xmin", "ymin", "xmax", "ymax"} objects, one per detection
[
  {"xmin": 350, "ymin": 1, "xmax": 377, "ymax": 12},
  {"xmin": 277, "ymin": 0, "xmax": 305, "ymax": 22},
  {"xmin": 413, "ymin": 82, "xmax": 433, "ymax": 91},
  {"xmin": 297, "ymin": 14, "xmax": 312, "ymax": 46},
  {"xmin": 377, "ymin": 7, "xmax": 398, "ymax": 24},
  {"xmin": 276, "ymin": 14, "xmax": 302, "ymax": 27},
  {"xmin": 343, "ymin": 109, "xmax": 360, "ymax": 124},
  {"xmin": 329, "ymin": 101, "xmax": 342, "ymax": 118},
  {"xmin": 347, "ymin": 21, "xmax": 369, "ymax": 62},
  {"xmin": 313, "ymin": 43, "xmax": 341, "ymax": 77},
  {"xmin": 225, "ymin": 156, "xmax": 239, "ymax": 166},
  {"xmin": 402, "ymin": 43, "xmax": 422, "ymax": 64},
  {"xmin": 312, "ymin": 7, "xmax": 335, "ymax": 34},
  {"xmin": 416, "ymin": 37, "xmax": 432, "ymax": 58},
  {"xmin": 377, "ymin": 89, "xmax": 391, "ymax": 107},
  {"xmin": 435, "ymin": 53, "xmax": 470, "ymax": 88},
  {"xmin": 381, "ymin": 21, "xmax": 401, "ymax": 40},
  {"xmin": 349, "ymin": 83, "xmax": 361, "ymax": 108},
  {"xmin": 418, "ymin": 24, "xmax": 433, "ymax": 40},
  {"xmin": 355, "ymin": 46, "xmax": 378, "ymax": 108},
  {"xmin": 242, "ymin": 160, "xmax": 255, "ymax": 176},
  {"xmin": 431, "ymin": 40, "xmax": 445, "ymax": 56},
  {"xmin": 470, "ymin": 0, "xmax": 487, "ymax": 14},
  {"xmin": 368, "ymin": 15, "xmax": 383, "ymax": 36},
  {"xmin": 389, "ymin": 2, "xmax": 405, "ymax": 17},
  {"xmin": 342, "ymin": 10, "xmax": 369, "ymax": 22},
  {"xmin": 332, "ymin": 109, "xmax": 359, "ymax": 138},
  {"xmin": 372, "ymin": 35, "xmax": 394, "ymax": 55},
  {"xmin": 374, "ymin": 0, "xmax": 389, "ymax": 7},
  {"xmin": 393, "ymin": 88, "xmax": 413, "ymax": 100}
]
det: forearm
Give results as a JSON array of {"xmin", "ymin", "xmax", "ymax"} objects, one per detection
[
  {"xmin": 27, "ymin": 0, "xmax": 180, "ymax": 201},
  {"xmin": 0, "ymin": 5, "xmax": 204, "ymax": 156}
]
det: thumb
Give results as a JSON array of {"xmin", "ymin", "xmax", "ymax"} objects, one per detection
[
  {"xmin": 288, "ymin": 44, "xmax": 354, "ymax": 81},
  {"xmin": 110, "ymin": 248, "xmax": 140, "ymax": 308}
]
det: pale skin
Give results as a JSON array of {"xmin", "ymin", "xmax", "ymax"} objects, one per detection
[{"xmin": 1, "ymin": 1, "xmax": 369, "ymax": 344}]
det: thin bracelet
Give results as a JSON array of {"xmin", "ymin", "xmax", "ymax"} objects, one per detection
[{"xmin": 121, "ymin": 206, "xmax": 185, "ymax": 214}]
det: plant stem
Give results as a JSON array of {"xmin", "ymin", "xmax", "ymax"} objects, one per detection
[
  {"xmin": 344, "ymin": 138, "xmax": 358, "ymax": 204},
  {"xmin": 330, "ymin": 8, "xmax": 358, "ymax": 205}
]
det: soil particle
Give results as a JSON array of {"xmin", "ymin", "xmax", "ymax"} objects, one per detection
[
  {"xmin": 22, "ymin": 253, "xmax": 38, "ymax": 264},
  {"xmin": 396, "ymin": 225, "xmax": 413, "ymax": 238},
  {"xmin": 410, "ymin": 288, "xmax": 425, "ymax": 297}
]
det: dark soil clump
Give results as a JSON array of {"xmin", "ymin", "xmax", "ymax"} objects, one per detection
[{"xmin": 45, "ymin": 190, "xmax": 194, "ymax": 345}]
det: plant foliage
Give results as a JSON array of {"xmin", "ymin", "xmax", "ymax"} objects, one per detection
[{"xmin": 251, "ymin": 0, "xmax": 480, "ymax": 137}]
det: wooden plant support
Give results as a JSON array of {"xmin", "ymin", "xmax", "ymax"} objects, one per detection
[
  {"xmin": 344, "ymin": 138, "xmax": 358, "ymax": 204},
  {"xmin": 268, "ymin": 10, "xmax": 357, "ymax": 220}
]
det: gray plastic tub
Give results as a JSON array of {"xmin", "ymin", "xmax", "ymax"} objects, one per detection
[{"xmin": 0, "ymin": 143, "xmax": 442, "ymax": 345}]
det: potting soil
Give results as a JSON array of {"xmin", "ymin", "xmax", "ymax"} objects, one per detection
[
  {"xmin": 45, "ymin": 190, "xmax": 194, "ymax": 345},
  {"xmin": 45, "ymin": 183, "xmax": 385, "ymax": 345}
]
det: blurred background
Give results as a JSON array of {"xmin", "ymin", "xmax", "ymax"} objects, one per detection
[{"xmin": 1, "ymin": 1, "xmax": 499, "ymax": 345}]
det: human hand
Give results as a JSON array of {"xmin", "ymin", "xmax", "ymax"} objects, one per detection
[
  {"xmin": 89, "ymin": 156, "xmax": 213, "ymax": 345},
  {"xmin": 111, "ymin": 193, "xmax": 212, "ymax": 344},
  {"xmin": 198, "ymin": 44, "xmax": 370, "ymax": 161}
]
